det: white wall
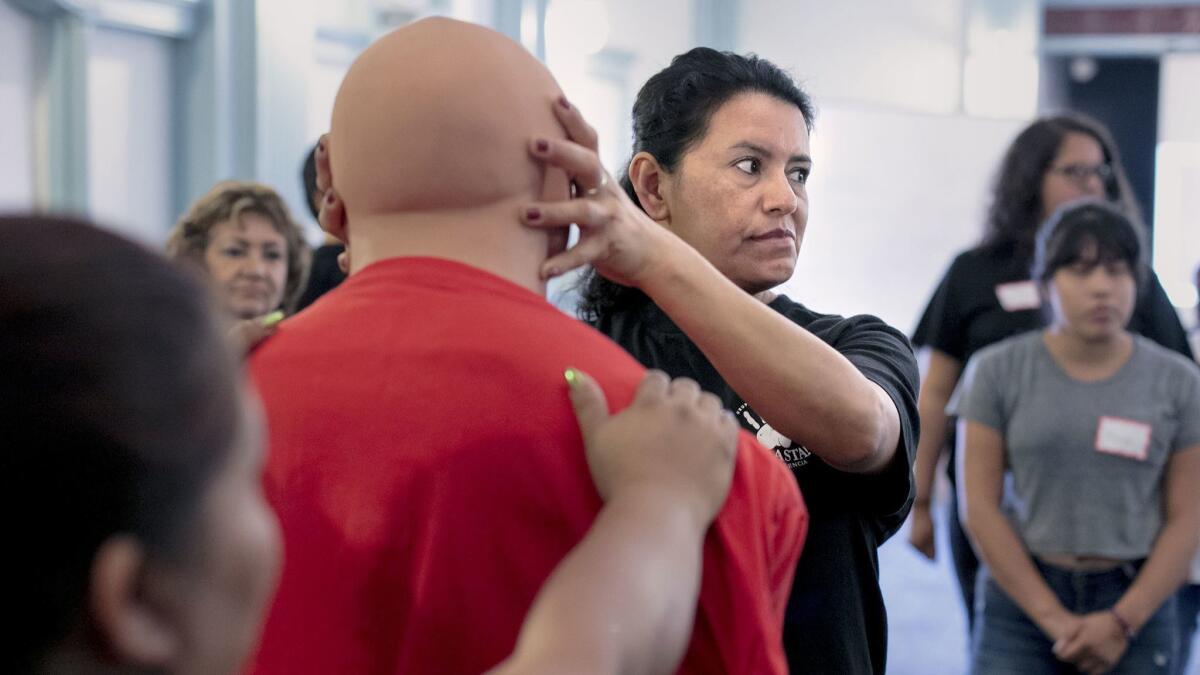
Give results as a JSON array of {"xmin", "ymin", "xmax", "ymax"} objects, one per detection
[
  {"xmin": 737, "ymin": 0, "xmax": 1032, "ymax": 331},
  {"xmin": 254, "ymin": 0, "xmax": 318, "ymax": 237},
  {"xmin": 1153, "ymin": 51, "xmax": 1200, "ymax": 310},
  {"xmin": 86, "ymin": 26, "xmax": 173, "ymax": 243},
  {"xmin": 740, "ymin": 0, "xmax": 966, "ymax": 115},
  {"xmin": 0, "ymin": 1, "xmax": 35, "ymax": 211},
  {"xmin": 779, "ymin": 105, "xmax": 1022, "ymax": 331},
  {"xmin": 546, "ymin": 0, "xmax": 693, "ymax": 170}
]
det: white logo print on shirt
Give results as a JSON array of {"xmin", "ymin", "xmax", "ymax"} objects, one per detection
[{"xmin": 736, "ymin": 403, "xmax": 811, "ymax": 469}]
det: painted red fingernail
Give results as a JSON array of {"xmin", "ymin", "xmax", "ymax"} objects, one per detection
[
  {"xmin": 525, "ymin": 208, "xmax": 541, "ymax": 220},
  {"xmin": 535, "ymin": 139, "xmax": 549, "ymax": 153},
  {"xmin": 325, "ymin": 192, "xmax": 334, "ymax": 204},
  {"xmin": 558, "ymin": 95, "xmax": 570, "ymax": 109},
  {"xmin": 317, "ymin": 141, "xmax": 325, "ymax": 153},
  {"xmin": 544, "ymin": 267, "xmax": 559, "ymax": 279}
]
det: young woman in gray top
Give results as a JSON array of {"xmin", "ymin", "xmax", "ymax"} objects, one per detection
[{"xmin": 957, "ymin": 200, "xmax": 1200, "ymax": 675}]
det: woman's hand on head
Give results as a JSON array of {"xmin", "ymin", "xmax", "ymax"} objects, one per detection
[{"xmin": 521, "ymin": 97, "xmax": 680, "ymax": 288}]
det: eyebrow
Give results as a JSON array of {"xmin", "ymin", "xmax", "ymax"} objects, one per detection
[
  {"xmin": 731, "ymin": 141, "xmax": 812, "ymax": 165},
  {"xmin": 223, "ymin": 232, "xmax": 283, "ymax": 245}
]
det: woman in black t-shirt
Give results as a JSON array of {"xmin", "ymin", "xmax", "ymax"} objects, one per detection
[
  {"xmin": 518, "ymin": 48, "xmax": 920, "ymax": 675},
  {"xmin": 908, "ymin": 113, "xmax": 1192, "ymax": 642}
]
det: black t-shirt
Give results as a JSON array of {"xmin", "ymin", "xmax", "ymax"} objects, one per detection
[
  {"xmin": 295, "ymin": 243, "xmax": 348, "ymax": 313},
  {"xmin": 595, "ymin": 292, "xmax": 920, "ymax": 675},
  {"xmin": 912, "ymin": 242, "xmax": 1192, "ymax": 365},
  {"xmin": 912, "ymin": 243, "xmax": 1194, "ymax": 480}
]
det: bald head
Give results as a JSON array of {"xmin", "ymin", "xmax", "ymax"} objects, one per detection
[{"xmin": 331, "ymin": 18, "xmax": 568, "ymax": 220}]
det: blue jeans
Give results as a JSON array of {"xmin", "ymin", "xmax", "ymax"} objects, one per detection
[
  {"xmin": 971, "ymin": 560, "xmax": 1178, "ymax": 674},
  {"xmin": 1175, "ymin": 584, "xmax": 1200, "ymax": 675}
]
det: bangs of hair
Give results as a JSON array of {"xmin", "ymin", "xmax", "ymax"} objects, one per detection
[{"xmin": 1033, "ymin": 199, "xmax": 1146, "ymax": 286}]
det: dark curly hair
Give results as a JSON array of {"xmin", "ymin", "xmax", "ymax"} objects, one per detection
[{"xmin": 981, "ymin": 113, "xmax": 1139, "ymax": 261}]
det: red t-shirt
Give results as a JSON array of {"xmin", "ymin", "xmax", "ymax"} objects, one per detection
[{"xmin": 247, "ymin": 257, "xmax": 806, "ymax": 674}]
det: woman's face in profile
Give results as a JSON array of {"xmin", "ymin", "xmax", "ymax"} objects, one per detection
[
  {"xmin": 203, "ymin": 214, "xmax": 289, "ymax": 319},
  {"xmin": 659, "ymin": 92, "xmax": 811, "ymax": 295}
]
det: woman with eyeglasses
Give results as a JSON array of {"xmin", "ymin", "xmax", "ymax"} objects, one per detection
[{"xmin": 907, "ymin": 113, "xmax": 1193, "ymax": 643}]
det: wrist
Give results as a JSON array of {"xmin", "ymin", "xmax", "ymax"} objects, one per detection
[
  {"xmin": 634, "ymin": 229, "xmax": 700, "ymax": 298},
  {"xmin": 1032, "ymin": 604, "xmax": 1073, "ymax": 638},
  {"xmin": 606, "ymin": 483, "xmax": 714, "ymax": 535},
  {"xmin": 1109, "ymin": 607, "xmax": 1136, "ymax": 640}
]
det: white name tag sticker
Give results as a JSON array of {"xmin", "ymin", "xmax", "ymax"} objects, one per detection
[
  {"xmin": 1094, "ymin": 416, "xmax": 1151, "ymax": 461},
  {"xmin": 995, "ymin": 281, "xmax": 1042, "ymax": 312}
]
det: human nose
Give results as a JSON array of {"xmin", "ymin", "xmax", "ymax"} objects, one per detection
[
  {"xmin": 763, "ymin": 171, "xmax": 798, "ymax": 215},
  {"xmin": 1080, "ymin": 171, "xmax": 1106, "ymax": 197},
  {"xmin": 1087, "ymin": 267, "xmax": 1115, "ymax": 295},
  {"xmin": 241, "ymin": 250, "xmax": 269, "ymax": 278}
]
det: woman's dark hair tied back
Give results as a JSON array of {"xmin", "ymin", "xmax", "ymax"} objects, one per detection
[{"xmin": 582, "ymin": 47, "xmax": 815, "ymax": 323}]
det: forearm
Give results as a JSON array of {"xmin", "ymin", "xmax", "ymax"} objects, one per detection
[
  {"xmin": 913, "ymin": 395, "xmax": 949, "ymax": 506},
  {"xmin": 1113, "ymin": 516, "xmax": 1200, "ymax": 632},
  {"xmin": 489, "ymin": 490, "xmax": 707, "ymax": 675},
  {"xmin": 640, "ymin": 241, "xmax": 896, "ymax": 472},
  {"xmin": 965, "ymin": 501, "xmax": 1068, "ymax": 635}
]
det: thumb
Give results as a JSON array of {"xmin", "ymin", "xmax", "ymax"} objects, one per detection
[{"xmin": 566, "ymin": 368, "xmax": 609, "ymax": 437}]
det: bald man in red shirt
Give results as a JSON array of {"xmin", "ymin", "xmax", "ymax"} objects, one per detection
[{"xmin": 248, "ymin": 17, "xmax": 806, "ymax": 675}]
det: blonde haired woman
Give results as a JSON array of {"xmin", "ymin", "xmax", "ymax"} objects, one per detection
[{"xmin": 168, "ymin": 181, "xmax": 311, "ymax": 349}]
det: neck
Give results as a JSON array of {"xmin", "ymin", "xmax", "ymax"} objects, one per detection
[
  {"xmin": 1043, "ymin": 325, "xmax": 1132, "ymax": 366},
  {"xmin": 346, "ymin": 199, "xmax": 549, "ymax": 295},
  {"xmin": 753, "ymin": 289, "xmax": 777, "ymax": 304}
]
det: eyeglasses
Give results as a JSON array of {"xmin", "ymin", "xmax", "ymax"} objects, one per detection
[{"xmin": 1048, "ymin": 163, "xmax": 1113, "ymax": 185}]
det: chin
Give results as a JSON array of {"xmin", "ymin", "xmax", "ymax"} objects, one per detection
[
  {"xmin": 231, "ymin": 304, "xmax": 269, "ymax": 321},
  {"xmin": 740, "ymin": 274, "xmax": 791, "ymax": 296},
  {"xmin": 723, "ymin": 254, "xmax": 795, "ymax": 295}
]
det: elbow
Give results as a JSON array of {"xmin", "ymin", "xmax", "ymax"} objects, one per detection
[{"xmin": 824, "ymin": 402, "xmax": 896, "ymax": 474}]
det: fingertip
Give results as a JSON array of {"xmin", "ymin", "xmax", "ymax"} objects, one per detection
[{"xmin": 564, "ymin": 367, "xmax": 581, "ymax": 390}]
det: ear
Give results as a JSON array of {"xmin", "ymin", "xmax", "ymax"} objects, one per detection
[
  {"xmin": 89, "ymin": 536, "xmax": 180, "ymax": 668},
  {"xmin": 627, "ymin": 152, "xmax": 672, "ymax": 222}
]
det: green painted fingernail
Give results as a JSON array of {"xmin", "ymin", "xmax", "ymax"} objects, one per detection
[
  {"xmin": 261, "ymin": 310, "xmax": 285, "ymax": 327},
  {"xmin": 564, "ymin": 368, "xmax": 579, "ymax": 388}
]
